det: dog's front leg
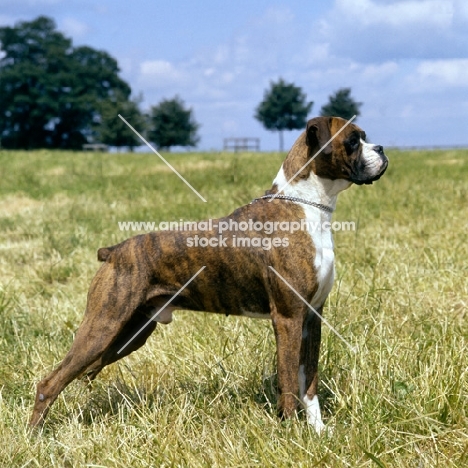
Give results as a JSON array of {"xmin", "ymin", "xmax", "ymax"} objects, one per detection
[
  {"xmin": 272, "ymin": 311, "xmax": 304, "ymax": 420},
  {"xmin": 299, "ymin": 308, "xmax": 325, "ymax": 434}
]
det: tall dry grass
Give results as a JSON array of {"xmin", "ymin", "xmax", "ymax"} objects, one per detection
[{"xmin": 0, "ymin": 148, "xmax": 466, "ymax": 467}]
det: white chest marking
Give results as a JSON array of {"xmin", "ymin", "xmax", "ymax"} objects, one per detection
[
  {"xmin": 272, "ymin": 167, "xmax": 351, "ymax": 309},
  {"xmin": 304, "ymin": 203, "xmax": 335, "ymax": 309}
]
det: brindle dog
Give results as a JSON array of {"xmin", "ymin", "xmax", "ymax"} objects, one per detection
[{"xmin": 30, "ymin": 117, "xmax": 388, "ymax": 430}]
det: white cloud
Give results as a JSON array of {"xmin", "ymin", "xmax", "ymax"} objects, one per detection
[
  {"xmin": 312, "ymin": 43, "xmax": 330, "ymax": 61},
  {"xmin": 138, "ymin": 7, "xmax": 299, "ymax": 105},
  {"xmin": 336, "ymin": 0, "xmax": 454, "ymax": 28},
  {"xmin": 319, "ymin": 0, "xmax": 467, "ymax": 62},
  {"xmin": 60, "ymin": 17, "xmax": 89, "ymax": 38},
  {"xmin": 255, "ymin": 5, "xmax": 295, "ymax": 27},
  {"xmin": 213, "ymin": 45, "xmax": 229, "ymax": 65},
  {"xmin": 361, "ymin": 61, "xmax": 399, "ymax": 81},
  {"xmin": 454, "ymin": 0, "xmax": 468, "ymax": 20},
  {"xmin": 224, "ymin": 6, "xmax": 297, "ymax": 72},
  {"xmin": 139, "ymin": 60, "xmax": 186, "ymax": 88},
  {"xmin": 417, "ymin": 59, "xmax": 468, "ymax": 87},
  {"xmin": 141, "ymin": 60, "xmax": 175, "ymax": 76}
]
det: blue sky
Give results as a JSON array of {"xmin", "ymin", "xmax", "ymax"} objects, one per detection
[{"xmin": 1, "ymin": 0, "xmax": 467, "ymax": 150}]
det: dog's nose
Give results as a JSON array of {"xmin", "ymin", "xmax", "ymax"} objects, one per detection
[{"xmin": 374, "ymin": 145, "xmax": 385, "ymax": 156}]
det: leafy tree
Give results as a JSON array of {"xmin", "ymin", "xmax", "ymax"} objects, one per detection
[
  {"xmin": 148, "ymin": 96, "xmax": 200, "ymax": 150},
  {"xmin": 255, "ymin": 78, "xmax": 313, "ymax": 152},
  {"xmin": 0, "ymin": 16, "xmax": 133, "ymax": 149},
  {"xmin": 97, "ymin": 94, "xmax": 145, "ymax": 151},
  {"xmin": 320, "ymin": 88, "xmax": 362, "ymax": 121}
]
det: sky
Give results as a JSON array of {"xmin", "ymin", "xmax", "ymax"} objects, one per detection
[{"xmin": 0, "ymin": 0, "xmax": 467, "ymax": 151}]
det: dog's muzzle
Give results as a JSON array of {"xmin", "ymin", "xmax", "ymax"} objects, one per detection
[{"xmin": 351, "ymin": 146, "xmax": 389, "ymax": 185}]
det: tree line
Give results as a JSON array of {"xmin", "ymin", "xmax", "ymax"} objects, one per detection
[{"xmin": 0, "ymin": 16, "xmax": 361, "ymax": 152}]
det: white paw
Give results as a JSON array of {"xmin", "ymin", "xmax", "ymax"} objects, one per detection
[
  {"xmin": 303, "ymin": 395, "xmax": 330, "ymax": 435},
  {"xmin": 309, "ymin": 414, "xmax": 326, "ymax": 434}
]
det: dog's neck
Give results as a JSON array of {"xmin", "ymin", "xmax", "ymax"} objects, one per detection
[
  {"xmin": 266, "ymin": 131, "xmax": 352, "ymax": 217},
  {"xmin": 270, "ymin": 165, "xmax": 352, "ymax": 218}
]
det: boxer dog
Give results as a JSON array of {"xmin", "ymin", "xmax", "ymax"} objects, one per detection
[{"xmin": 30, "ymin": 116, "xmax": 388, "ymax": 433}]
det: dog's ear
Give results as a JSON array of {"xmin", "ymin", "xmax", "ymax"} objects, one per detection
[{"xmin": 305, "ymin": 117, "xmax": 332, "ymax": 155}]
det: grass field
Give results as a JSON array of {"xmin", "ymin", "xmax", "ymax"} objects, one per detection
[{"xmin": 0, "ymin": 147, "xmax": 467, "ymax": 467}]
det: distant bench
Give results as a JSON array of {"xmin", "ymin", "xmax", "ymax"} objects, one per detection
[
  {"xmin": 82, "ymin": 143, "xmax": 109, "ymax": 152},
  {"xmin": 223, "ymin": 138, "xmax": 260, "ymax": 152}
]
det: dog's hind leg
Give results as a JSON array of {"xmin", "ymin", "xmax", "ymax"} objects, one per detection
[
  {"xmin": 29, "ymin": 265, "xmax": 148, "ymax": 428},
  {"xmin": 29, "ymin": 302, "xmax": 142, "ymax": 428},
  {"xmin": 81, "ymin": 311, "xmax": 157, "ymax": 383},
  {"xmin": 298, "ymin": 308, "xmax": 325, "ymax": 434},
  {"xmin": 29, "ymin": 313, "xmax": 129, "ymax": 427}
]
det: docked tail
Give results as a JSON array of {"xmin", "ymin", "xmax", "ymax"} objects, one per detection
[{"xmin": 97, "ymin": 244, "xmax": 118, "ymax": 261}]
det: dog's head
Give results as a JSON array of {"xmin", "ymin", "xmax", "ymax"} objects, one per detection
[{"xmin": 305, "ymin": 116, "xmax": 388, "ymax": 185}]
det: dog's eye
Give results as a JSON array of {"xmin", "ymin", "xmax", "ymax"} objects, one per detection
[
  {"xmin": 349, "ymin": 137, "xmax": 359, "ymax": 149},
  {"xmin": 344, "ymin": 134, "xmax": 361, "ymax": 155}
]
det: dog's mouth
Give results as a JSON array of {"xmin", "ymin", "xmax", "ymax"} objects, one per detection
[{"xmin": 351, "ymin": 156, "xmax": 388, "ymax": 185}]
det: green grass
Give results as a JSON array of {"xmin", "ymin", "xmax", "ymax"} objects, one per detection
[{"xmin": 0, "ymin": 147, "xmax": 467, "ymax": 467}]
